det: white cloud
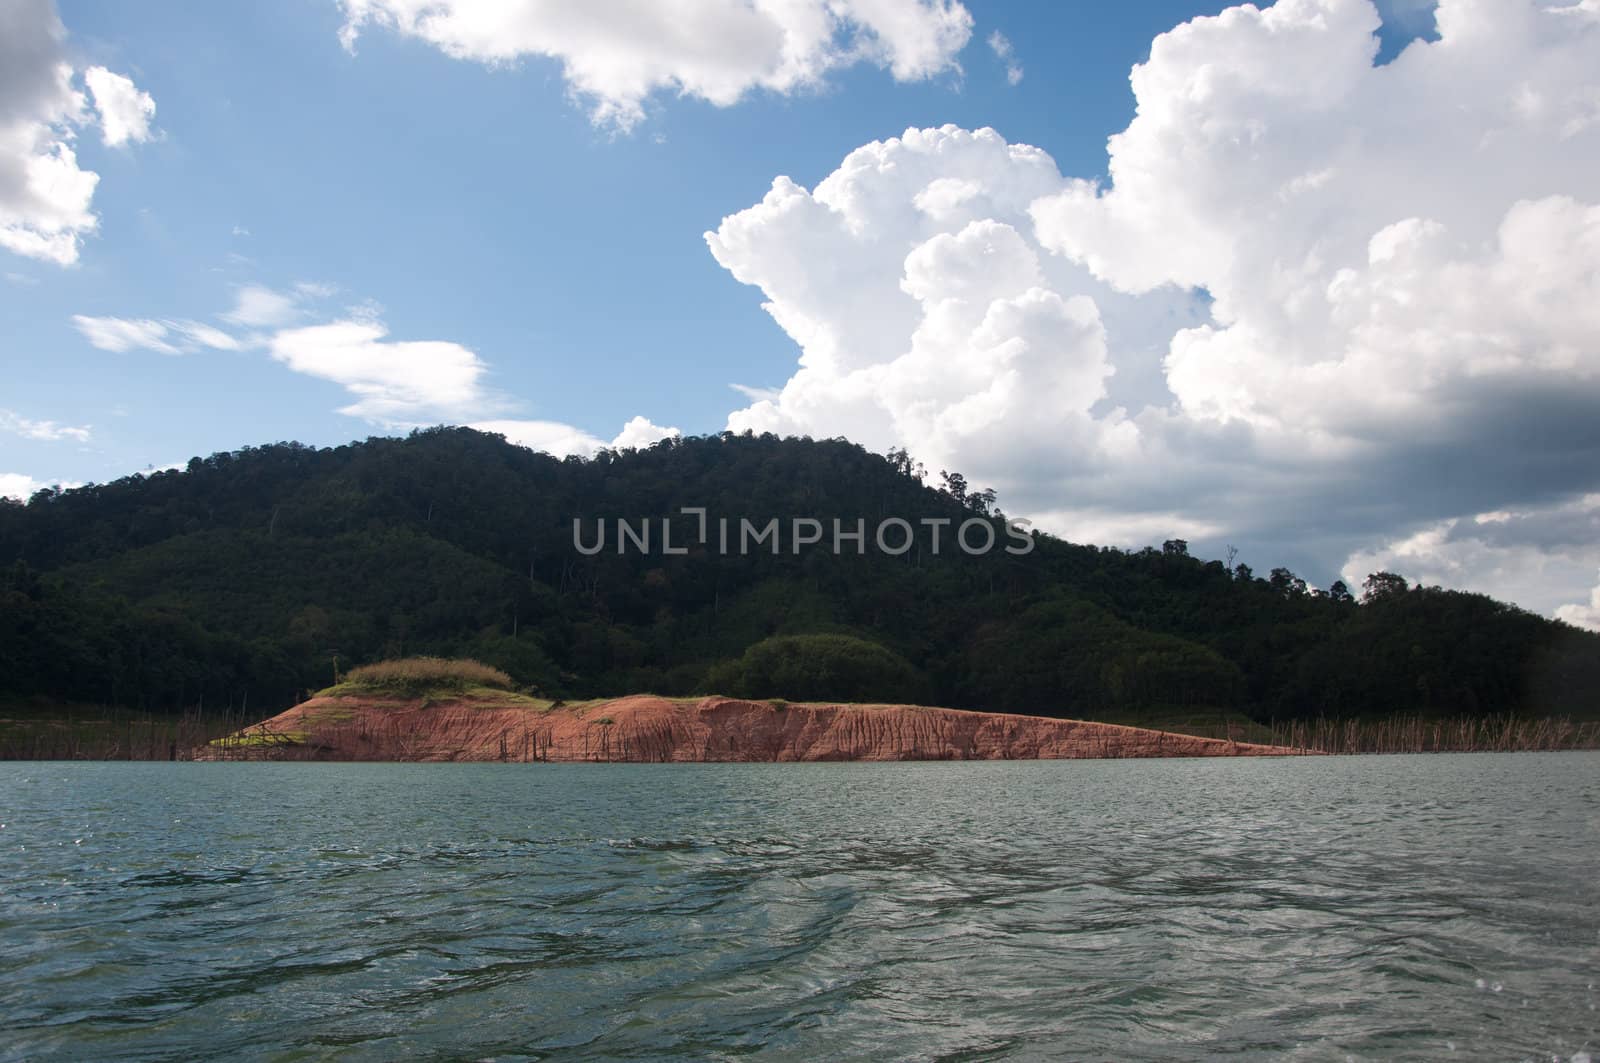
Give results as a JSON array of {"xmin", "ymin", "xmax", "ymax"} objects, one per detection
[
  {"xmin": 1556, "ymin": 574, "xmax": 1600, "ymax": 631},
  {"xmin": 72, "ymin": 314, "xmax": 240, "ymax": 354},
  {"xmin": 71, "ymin": 315, "xmax": 177, "ymax": 353},
  {"xmin": 337, "ymin": 0, "xmax": 973, "ymax": 130},
  {"xmin": 267, "ymin": 319, "xmax": 500, "ymax": 425},
  {"xmin": 471, "ymin": 415, "xmax": 680, "ymax": 457},
  {"xmin": 0, "ymin": 471, "xmax": 79, "ymax": 501},
  {"xmin": 72, "ymin": 283, "xmax": 647, "ymax": 447},
  {"xmin": 470, "ymin": 419, "xmax": 607, "ymax": 457},
  {"xmin": 0, "ymin": 473, "xmax": 45, "ymax": 501},
  {"xmin": 293, "ymin": 280, "xmax": 338, "ymax": 300},
  {"xmin": 1341, "ymin": 495, "xmax": 1600, "ymax": 620},
  {"xmin": 222, "ymin": 284, "xmax": 303, "ymax": 328},
  {"xmin": 0, "ymin": 0, "xmax": 156, "ymax": 265},
  {"xmin": 706, "ymin": 125, "xmax": 1186, "ymax": 527},
  {"xmin": 729, "ymin": 382, "xmax": 780, "ymax": 403},
  {"xmin": 609, "ymin": 414, "xmax": 680, "ymax": 450},
  {"xmin": 1030, "ymin": 0, "xmax": 1600, "ymax": 449},
  {"xmin": 0, "ymin": 408, "xmax": 90, "ymax": 443},
  {"xmin": 986, "ymin": 30, "xmax": 1022, "ymax": 85},
  {"xmin": 705, "ymin": 0, "xmax": 1600, "ymax": 617},
  {"xmin": 172, "ymin": 320, "xmax": 242, "ymax": 351},
  {"xmin": 83, "ymin": 65, "xmax": 155, "ymax": 147}
]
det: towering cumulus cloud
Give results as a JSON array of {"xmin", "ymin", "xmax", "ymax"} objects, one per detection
[
  {"xmin": 338, "ymin": 0, "xmax": 973, "ymax": 130},
  {"xmin": 706, "ymin": 0, "xmax": 1600, "ymax": 622}
]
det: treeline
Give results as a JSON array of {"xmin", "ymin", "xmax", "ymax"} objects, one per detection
[{"xmin": 1, "ymin": 428, "xmax": 1595, "ymax": 723}]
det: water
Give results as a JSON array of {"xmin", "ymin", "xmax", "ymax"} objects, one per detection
[{"xmin": 1, "ymin": 756, "xmax": 1596, "ymax": 1061}]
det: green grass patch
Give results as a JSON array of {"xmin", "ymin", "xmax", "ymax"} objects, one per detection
[
  {"xmin": 208, "ymin": 730, "xmax": 308, "ymax": 748},
  {"xmin": 312, "ymin": 683, "xmax": 555, "ymax": 709},
  {"xmin": 329, "ymin": 657, "xmax": 514, "ymax": 698},
  {"xmin": 456, "ymin": 688, "xmax": 553, "ymax": 709}
]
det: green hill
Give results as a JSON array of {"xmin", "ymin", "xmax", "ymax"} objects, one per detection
[{"xmin": 2, "ymin": 428, "xmax": 1595, "ymax": 723}]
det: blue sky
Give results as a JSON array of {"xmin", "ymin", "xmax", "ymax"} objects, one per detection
[
  {"xmin": 7, "ymin": 0, "xmax": 1600, "ymax": 627},
  {"xmin": 5, "ymin": 0, "xmax": 1432, "ymax": 480}
]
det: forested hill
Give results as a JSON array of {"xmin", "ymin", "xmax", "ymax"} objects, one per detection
[{"xmin": 2, "ymin": 428, "xmax": 1596, "ymax": 722}]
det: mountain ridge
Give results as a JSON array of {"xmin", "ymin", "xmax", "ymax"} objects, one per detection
[{"xmin": 3, "ymin": 427, "xmax": 1595, "ymax": 722}]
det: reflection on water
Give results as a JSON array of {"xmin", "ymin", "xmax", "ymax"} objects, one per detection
[{"xmin": 1, "ymin": 755, "xmax": 1596, "ymax": 1060}]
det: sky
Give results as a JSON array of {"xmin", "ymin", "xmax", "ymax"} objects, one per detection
[{"xmin": 2, "ymin": 0, "xmax": 1598, "ymax": 628}]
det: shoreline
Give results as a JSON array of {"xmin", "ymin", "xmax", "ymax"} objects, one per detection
[
  {"xmin": 196, "ymin": 693, "xmax": 1318, "ymax": 763},
  {"xmin": 6, "ymin": 699, "xmax": 1596, "ymax": 761}
]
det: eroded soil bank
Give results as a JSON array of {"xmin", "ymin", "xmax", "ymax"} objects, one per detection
[{"xmin": 198, "ymin": 694, "xmax": 1314, "ymax": 761}]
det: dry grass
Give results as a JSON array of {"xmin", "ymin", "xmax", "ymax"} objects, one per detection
[
  {"xmin": 0, "ymin": 709, "xmax": 241, "ymax": 760},
  {"xmin": 1267, "ymin": 714, "xmax": 1600, "ymax": 754},
  {"xmin": 338, "ymin": 657, "xmax": 513, "ymax": 696}
]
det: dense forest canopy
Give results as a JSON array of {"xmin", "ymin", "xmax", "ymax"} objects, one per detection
[{"xmin": 2, "ymin": 428, "xmax": 1595, "ymax": 722}]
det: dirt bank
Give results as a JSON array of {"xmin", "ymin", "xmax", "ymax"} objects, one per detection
[{"xmin": 197, "ymin": 694, "xmax": 1313, "ymax": 761}]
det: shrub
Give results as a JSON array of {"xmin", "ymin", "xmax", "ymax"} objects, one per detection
[
  {"xmin": 341, "ymin": 657, "xmax": 512, "ymax": 696},
  {"xmin": 708, "ymin": 634, "xmax": 927, "ymax": 703}
]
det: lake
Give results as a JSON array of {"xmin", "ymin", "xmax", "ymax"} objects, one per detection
[{"xmin": 1, "ymin": 755, "xmax": 1596, "ymax": 1060}]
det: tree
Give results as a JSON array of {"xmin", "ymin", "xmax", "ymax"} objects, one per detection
[
  {"xmin": 707, "ymin": 634, "xmax": 926, "ymax": 702},
  {"xmin": 1270, "ymin": 567, "xmax": 1307, "ymax": 598},
  {"xmin": 1362, "ymin": 571, "xmax": 1410, "ymax": 603},
  {"xmin": 2, "ymin": 428, "xmax": 1595, "ymax": 726},
  {"xmin": 1328, "ymin": 580, "xmax": 1353, "ymax": 603}
]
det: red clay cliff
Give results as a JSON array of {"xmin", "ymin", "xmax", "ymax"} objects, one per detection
[{"xmin": 200, "ymin": 694, "xmax": 1312, "ymax": 761}]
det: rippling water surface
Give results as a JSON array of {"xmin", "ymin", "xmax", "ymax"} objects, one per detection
[{"xmin": 1, "ymin": 755, "xmax": 1597, "ymax": 1060}]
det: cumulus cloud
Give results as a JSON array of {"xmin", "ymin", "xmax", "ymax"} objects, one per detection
[
  {"xmin": 707, "ymin": 125, "xmax": 1194, "ymax": 525},
  {"xmin": 469, "ymin": 419, "xmax": 609, "ymax": 457},
  {"xmin": 1340, "ymin": 495, "xmax": 1600, "ymax": 621},
  {"xmin": 0, "ymin": 0, "xmax": 156, "ymax": 264},
  {"xmin": 470, "ymin": 415, "xmax": 679, "ymax": 458},
  {"xmin": 1556, "ymin": 576, "xmax": 1600, "ymax": 631},
  {"xmin": 610, "ymin": 414, "xmax": 681, "ymax": 450},
  {"xmin": 986, "ymin": 30, "xmax": 1022, "ymax": 85},
  {"xmin": 0, "ymin": 471, "xmax": 79, "ymax": 501},
  {"xmin": 0, "ymin": 473, "xmax": 45, "ymax": 501},
  {"xmin": 83, "ymin": 66, "xmax": 155, "ymax": 146},
  {"xmin": 337, "ymin": 0, "xmax": 973, "ymax": 129},
  {"xmin": 1030, "ymin": 0, "xmax": 1600, "ymax": 450},
  {"xmin": 705, "ymin": 0, "xmax": 1600, "ymax": 616},
  {"xmin": 0, "ymin": 408, "xmax": 90, "ymax": 443}
]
